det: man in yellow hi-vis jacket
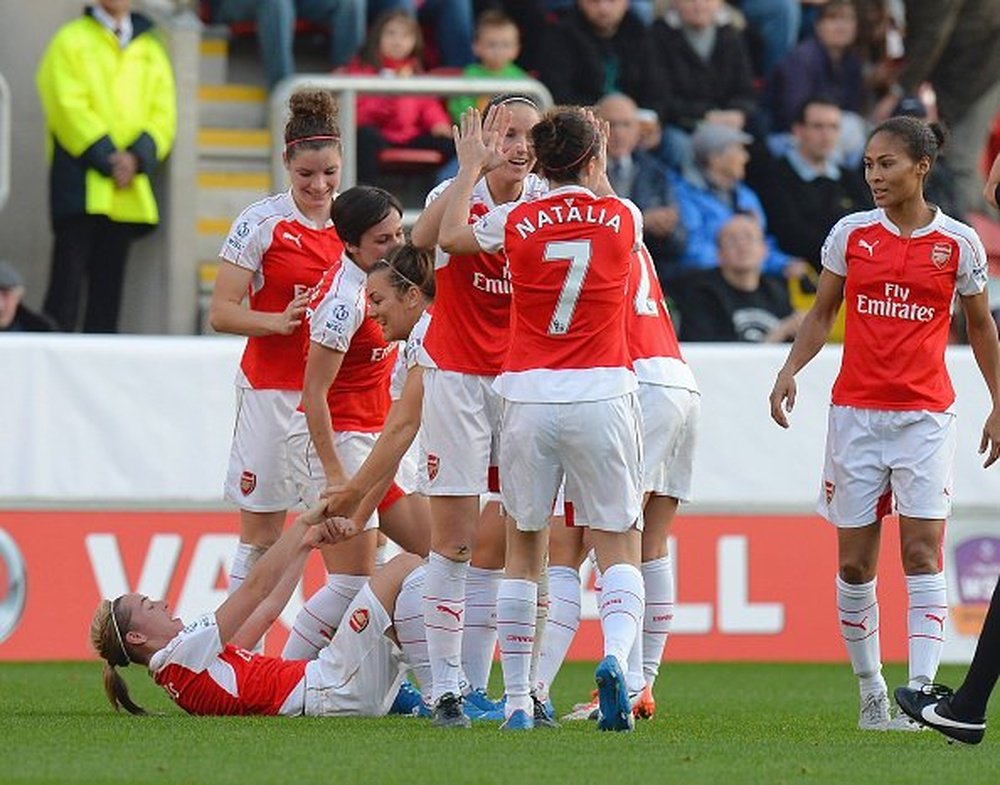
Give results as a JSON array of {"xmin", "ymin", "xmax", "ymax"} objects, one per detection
[{"xmin": 37, "ymin": 0, "xmax": 176, "ymax": 332}]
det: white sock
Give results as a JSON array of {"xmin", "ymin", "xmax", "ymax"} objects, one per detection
[
  {"xmin": 641, "ymin": 556, "xmax": 674, "ymax": 689},
  {"xmin": 533, "ymin": 566, "xmax": 581, "ymax": 702},
  {"xmin": 529, "ymin": 564, "xmax": 549, "ymax": 690},
  {"xmin": 625, "ymin": 620, "xmax": 645, "ymax": 694},
  {"xmin": 228, "ymin": 542, "xmax": 267, "ymax": 595},
  {"xmin": 497, "ymin": 577, "xmax": 537, "ymax": 715},
  {"xmin": 282, "ymin": 573, "xmax": 368, "ymax": 660},
  {"xmin": 422, "ymin": 551, "xmax": 468, "ymax": 702},
  {"xmin": 906, "ymin": 572, "xmax": 947, "ymax": 689},
  {"xmin": 461, "ymin": 566, "xmax": 501, "ymax": 692},
  {"xmin": 599, "ymin": 563, "xmax": 644, "ymax": 671},
  {"xmin": 836, "ymin": 575, "xmax": 883, "ymax": 690},
  {"xmin": 394, "ymin": 568, "xmax": 431, "ymax": 698}
]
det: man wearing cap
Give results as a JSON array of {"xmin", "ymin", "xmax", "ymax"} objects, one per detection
[
  {"xmin": 0, "ymin": 262, "xmax": 57, "ymax": 333},
  {"xmin": 36, "ymin": 0, "xmax": 176, "ymax": 333},
  {"xmin": 672, "ymin": 122, "xmax": 804, "ymax": 279}
]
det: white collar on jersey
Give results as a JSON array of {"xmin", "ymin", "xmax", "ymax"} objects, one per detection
[
  {"xmin": 877, "ymin": 204, "xmax": 943, "ymax": 238},
  {"xmin": 545, "ymin": 184, "xmax": 598, "ymax": 199}
]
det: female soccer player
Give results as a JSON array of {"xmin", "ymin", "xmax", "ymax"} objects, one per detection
[
  {"xmin": 538, "ymin": 243, "xmax": 700, "ymax": 722},
  {"xmin": 210, "ymin": 89, "xmax": 344, "ymax": 598},
  {"xmin": 90, "ymin": 503, "xmax": 434, "ymax": 718},
  {"xmin": 408, "ymin": 96, "xmax": 546, "ymax": 726},
  {"xmin": 769, "ymin": 116, "xmax": 1000, "ymax": 730},
  {"xmin": 282, "ymin": 187, "xmax": 430, "ymax": 661},
  {"xmin": 438, "ymin": 106, "xmax": 646, "ymax": 732},
  {"xmin": 323, "ymin": 243, "xmax": 435, "ymax": 526}
]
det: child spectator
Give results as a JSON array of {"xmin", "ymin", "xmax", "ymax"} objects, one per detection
[
  {"xmin": 345, "ymin": 9, "xmax": 455, "ymax": 188},
  {"xmin": 448, "ymin": 10, "xmax": 530, "ymax": 124}
]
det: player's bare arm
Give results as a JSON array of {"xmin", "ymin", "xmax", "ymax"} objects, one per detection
[{"xmin": 769, "ymin": 270, "xmax": 845, "ymax": 428}]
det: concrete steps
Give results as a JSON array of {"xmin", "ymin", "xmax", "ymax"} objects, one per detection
[{"xmin": 195, "ymin": 32, "xmax": 275, "ymax": 331}]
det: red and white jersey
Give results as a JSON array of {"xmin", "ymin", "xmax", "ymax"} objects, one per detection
[
  {"xmin": 149, "ymin": 614, "xmax": 307, "ymax": 716},
  {"xmin": 307, "ymin": 254, "xmax": 397, "ymax": 432},
  {"xmin": 391, "ymin": 310, "xmax": 431, "ymax": 401},
  {"xmin": 419, "ymin": 174, "xmax": 548, "ymax": 375},
  {"xmin": 627, "ymin": 244, "xmax": 698, "ymax": 392},
  {"xmin": 823, "ymin": 208, "xmax": 987, "ymax": 411},
  {"xmin": 220, "ymin": 191, "xmax": 343, "ymax": 391},
  {"xmin": 473, "ymin": 185, "xmax": 642, "ymax": 403}
]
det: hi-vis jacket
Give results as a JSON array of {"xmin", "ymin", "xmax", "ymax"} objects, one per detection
[{"xmin": 36, "ymin": 8, "xmax": 176, "ymax": 225}]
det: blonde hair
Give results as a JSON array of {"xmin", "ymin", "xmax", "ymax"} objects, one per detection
[{"xmin": 90, "ymin": 599, "xmax": 147, "ymax": 715}]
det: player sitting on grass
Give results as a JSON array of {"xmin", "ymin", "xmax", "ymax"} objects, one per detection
[{"xmin": 90, "ymin": 502, "xmax": 433, "ymax": 717}]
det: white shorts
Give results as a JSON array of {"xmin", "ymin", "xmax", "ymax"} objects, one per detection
[
  {"xmin": 818, "ymin": 405, "xmax": 956, "ymax": 527},
  {"xmin": 639, "ymin": 384, "xmax": 700, "ymax": 501},
  {"xmin": 303, "ymin": 584, "xmax": 406, "ymax": 717},
  {"xmin": 223, "ymin": 387, "xmax": 300, "ymax": 512},
  {"xmin": 420, "ymin": 369, "xmax": 502, "ymax": 495},
  {"xmin": 499, "ymin": 394, "xmax": 644, "ymax": 533},
  {"xmin": 288, "ymin": 413, "xmax": 418, "ymax": 530}
]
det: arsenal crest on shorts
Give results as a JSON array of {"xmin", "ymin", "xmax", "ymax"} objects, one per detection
[
  {"xmin": 349, "ymin": 607, "xmax": 370, "ymax": 633},
  {"xmin": 427, "ymin": 454, "xmax": 440, "ymax": 482},
  {"xmin": 930, "ymin": 242, "xmax": 952, "ymax": 268},
  {"xmin": 824, "ymin": 479, "xmax": 835, "ymax": 505},
  {"xmin": 240, "ymin": 470, "xmax": 257, "ymax": 496}
]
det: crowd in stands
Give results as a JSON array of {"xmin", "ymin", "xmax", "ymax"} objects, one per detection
[
  {"xmin": 195, "ymin": 0, "xmax": 1000, "ymax": 345},
  {"xmin": 25, "ymin": 1, "xmax": 1000, "ymax": 336}
]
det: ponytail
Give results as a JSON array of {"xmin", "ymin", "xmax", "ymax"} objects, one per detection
[{"xmin": 90, "ymin": 599, "xmax": 148, "ymax": 715}]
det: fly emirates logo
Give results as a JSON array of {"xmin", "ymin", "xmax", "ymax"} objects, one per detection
[
  {"xmin": 856, "ymin": 282, "xmax": 935, "ymax": 323},
  {"xmin": 472, "ymin": 260, "xmax": 511, "ymax": 295}
]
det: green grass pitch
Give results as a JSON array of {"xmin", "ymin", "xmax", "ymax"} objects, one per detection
[{"xmin": 1, "ymin": 661, "xmax": 997, "ymax": 784}]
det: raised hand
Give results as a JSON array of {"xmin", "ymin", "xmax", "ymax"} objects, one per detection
[
  {"xmin": 452, "ymin": 108, "xmax": 492, "ymax": 176},
  {"xmin": 481, "ymin": 102, "xmax": 513, "ymax": 173}
]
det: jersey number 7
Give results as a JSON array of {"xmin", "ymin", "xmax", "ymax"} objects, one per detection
[{"xmin": 544, "ymin": 240, "xmax": 592, "ymax": 335}]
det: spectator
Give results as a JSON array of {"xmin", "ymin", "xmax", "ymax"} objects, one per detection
[
  {"xmin": 672, "ymin": 214, "xmax": 801, "ymax": 342},
  {"xmin": 750, "ymin": 98, "xmax": 871, "ymax": 273},
  {"xmin": 597, "ymin": 92, "xmax": 685, "ymax": 284},
  {"xmin": 206, "ymin": 0, "xmax": 366, "ymax": 90},
  {"xmin": 765, "ymin": 0, "xmax": 867, "ymax": 161},
  {"xmin": 370, "ymin": 0, "xmax": 475, "ymax": 68},
  {"xmin": 650, "ymin": 0, "xmax": 758, "ymax": 171},
  {"xmin": 448, "ymin": 10, "xmax": 531, "ymax": 124},
  {"xmin": 36, "ymin": 1, "xmax": 176, "ymax": 333},
  {"xmin": 0, "ymin": 262, "xmax": 57, "ymax": 333},
  {"xmin": 873, "ymin": 0, "xmax": 1000, "ymax": 214},
  {"xmin": 734, "ymin": 0, "xmax": 801, "ymax": 77},
  {"xmin": 346, "ymin": 9, "xmax": 455, "ymax": 188},
  {"xmin": 673, "ymin": 123, "xmax": 801, "ymax": 277},
  {"xmin": 472, "ymin": 1, "xmax": 552, "ymax": 74},
  {"xmin": 540, "ymin": 0, "xmax": 664, "ymax": 111}
]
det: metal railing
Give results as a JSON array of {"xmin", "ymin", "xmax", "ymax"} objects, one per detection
[
  {"xmin": 269, "ymin": 74, "xmax": 554, "ymax": 193},
  {"xmin": 0, "ymin": 72, "xmax": 10, "ymax": 214}
]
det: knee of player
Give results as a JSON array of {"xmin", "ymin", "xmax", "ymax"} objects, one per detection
[{"xmin": 838, "ymin": 559, "xmax": 877, "ymax": 585}]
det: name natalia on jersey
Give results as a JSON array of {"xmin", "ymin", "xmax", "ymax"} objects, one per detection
[
  {"xmin": 473, "ymin": 184, "xmax": 643, "ymax": 403},
  {"xmin": 822, "ymin": 208, "xmax": 987, "ymax": 411},
  {"xmin": 220, "ymin": 191, "xmax": 343, "ymax": 391}
]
